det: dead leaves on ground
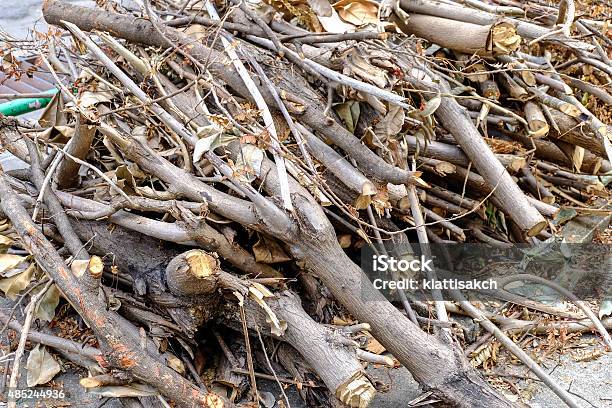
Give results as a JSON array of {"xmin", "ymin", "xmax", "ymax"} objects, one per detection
[{"xmin": 26, "ymin": 345, "xmax": 61, "ymax": 387}]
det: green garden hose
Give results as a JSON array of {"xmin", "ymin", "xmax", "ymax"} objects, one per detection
[{"xmin": 0, "ymin": 88, "xmax": 59, "ymax": 117}]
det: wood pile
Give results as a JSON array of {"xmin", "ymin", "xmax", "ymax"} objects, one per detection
[{"xmin": 0, "ymin": 0, "xmax": 610, "ymax": 407}]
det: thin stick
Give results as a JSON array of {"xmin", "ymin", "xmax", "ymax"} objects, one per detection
[
  {"xmin": 61, "ymin": 21, "xmax": 198, "ymax": 146},
  {"xmin": 450, "ymin": 288, "xmax": 582, "ymax": 408},
  {"xmin": 239, "ymin": 304, "xmax": 258, "ymax": 403},
  {"xmin": 365, "ymin": 205, "xmax": 419, "ymax": 325},
  {"xmin": 496, "ymin": 274, "xmax": 612, "ymax": 350},
  {"xmin": 406, "ymin": 179, "xmax": 449, "ymax": 329},
  {"xmin": 7, "ymin": 280, "xmax": 53, "ymax": 408},
  {"xmin": 248, "ymin": 56, "xmax": 316, "ymax": 173},
  {"xmin": 0, "ymin": 93, "xmax": 59, "ymax": 100},
  {"xmin": 48, "ymin": 144, "xmax": 132, "ymax": 203},
  {"xmin": 246, "ymin": 35, "xmax": 414, "ymax": 110},
  {"xmin": 231, "ymin": 368, "xmax": 318, "ymax": 387},
  {"xmin": 204, "ymin": 1, "xmax": 293, "ymax": 211},
  {"xmin": 253, "ymin": 323, "xmax": 291, "ymax": 408},
  {"xmin": 31, "ymin": 152, "xmax": 62, "ymax": 221},
  {"xmin": 234, "ymin": 0, "xmax": 284, "ymax": 57}
]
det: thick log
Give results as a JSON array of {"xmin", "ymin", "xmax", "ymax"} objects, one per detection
[
  {"xmin": 407, "ymin": 77, "xmax": 546, "ymax": 236},
  {"xmin": 397, "ymin": 14, "xmax": 520, "ymax": 56},
  {"xmin": 548, "ymin": 109, "xmax": 610, "ymax": 158},
  {"xmin": 165, "ymin": 249, "xmax": 221, "ymax": 296},
  {"xmin": 399, "ymin": 0, "xmax": 593, "ymax": 51}
]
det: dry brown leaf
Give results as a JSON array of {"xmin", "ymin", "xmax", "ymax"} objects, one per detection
[
  {"xmin": 306, "ymin": 0, "xmax": 333, "ymax": 16},
  {"xmin": 572, "ymin": 146, "xmax": 585, "ymax": 173},
  {"xmin": 0, "ymin": 254, "xmax": 26, "ymax": 275},
  {"xmin": 334, "ymin": 0, "xmax": 379, "ymax": 26},
  {"xmin": 185, "ymin": 24, "xmax": 208, "ymax": 41},
  {"xmin": 332, "ymin": 316, "xmax": 356, "ymax": 326},
  {"xmin": 234, "ymin": 144, "xmax": 264, "ymax": 183},
  {"xmin": 374, "ymin": 104, "xmax": 404, "ymax": 139},
  {"xmin": 38, "ymin": 92, "xmax": 67, "ymax": 128},
  {"xmin": 0, "ymin": 235, "xmax": 12, "ymax": 252},
  {"xmin": 0, "ymin": 264, "xmax": 35, "ymax": 300},
  {"xmin": 37, "ymin": 125, "xmax": 75, "ymax": 144},
  {"xmin": 365, "ymin": 338, "xmax": 386, "ymax": 354},
  {"xmin": 317, "ymin": 8, "xmax": 356, "ymax": 33},
  {"xmin": 343, "ymin": 50, "xmax": 388, "ymax": 89},
  {"xmin": 26, "ymin": 345, "xmax": 61, "ymax": 387},
  {"xmin": 253, "ymin": 236, "xmax": 292, "ymax": 264},
  {"xmin": 33, "ymin": 284, "xmax": 61, "ymax": 322},
  {"xmin": 166, "ymin": 353, "xmax": 186, "ymax": 374},
  {"xmin": 354, "ymin": 194, "xmax": 372, "ymax": 210},
  {"xmin": 335, "ymin": 101, "xmax": 361, "ymax": 133}
]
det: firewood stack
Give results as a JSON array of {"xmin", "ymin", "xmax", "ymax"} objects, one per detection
[{"xmin": 0, "ymin": 0, "xmax": 610, "ymax": 407}]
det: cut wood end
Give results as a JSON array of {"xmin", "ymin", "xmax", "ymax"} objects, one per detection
[
  {"xmin": 434, "ymin": 161, "xmax": 456, "ymax": 176},
  {"xmin": 521, "ymin": 71, "xmax": 537, "ymax": 87},
  {"xmin": 528, "ymin": 122, "xmax": 550, "ymax": 138},
  {"xmin": 361, "ymin": 181, "xmax": 378, "ymax": 197},
  {"xmin": 586, "ymin": 182, "xmax": 606, "ymax": 193},
  {"xmin": 338, "ymin": 234, "xmax": 353, "ymax": 249},
  {"xmin": 398, "ymin": 196, "xmax": 411, "ymax": 212},
  {"xmin": 490, "ymin": 22, "xmax": 521, "ymax": 55},
  {"xmin": 88, "ymin": 255, "xmax": 104, "ymax": 279},
  {"xmin": 559, "ymin": 103, "xmax": 582, "ymax": 118},
  {"xmin": 501, "ymin": 155, "xmax": 527, "ymax": 173},
  {"xmin": 526, "ymin": 220, "xmax": 548, "ymax": 237},
  {"xmin": 80, "ymin": 377, "xmax": 103, "ymax": 388},
  {"xmin": 185, "ymin": 250, "xmax": 219, "ymax": 279},
  {"xmin": 204, "ymin": 394, "xmax": 226, "ymax": 408},
  {"xmin": 335, "ymin": 371, "xmax": 376, "ymax": 408}
]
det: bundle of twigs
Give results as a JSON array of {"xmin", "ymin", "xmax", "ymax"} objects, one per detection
[{"xmin": 0, "ymin": 0, "xmax": 610, "ymax": 407}]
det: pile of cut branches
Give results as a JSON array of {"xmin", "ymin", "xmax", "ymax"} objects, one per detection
[{"xmin": 0, "ymin": 0, "xmax": 610, "ymax": 407}]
